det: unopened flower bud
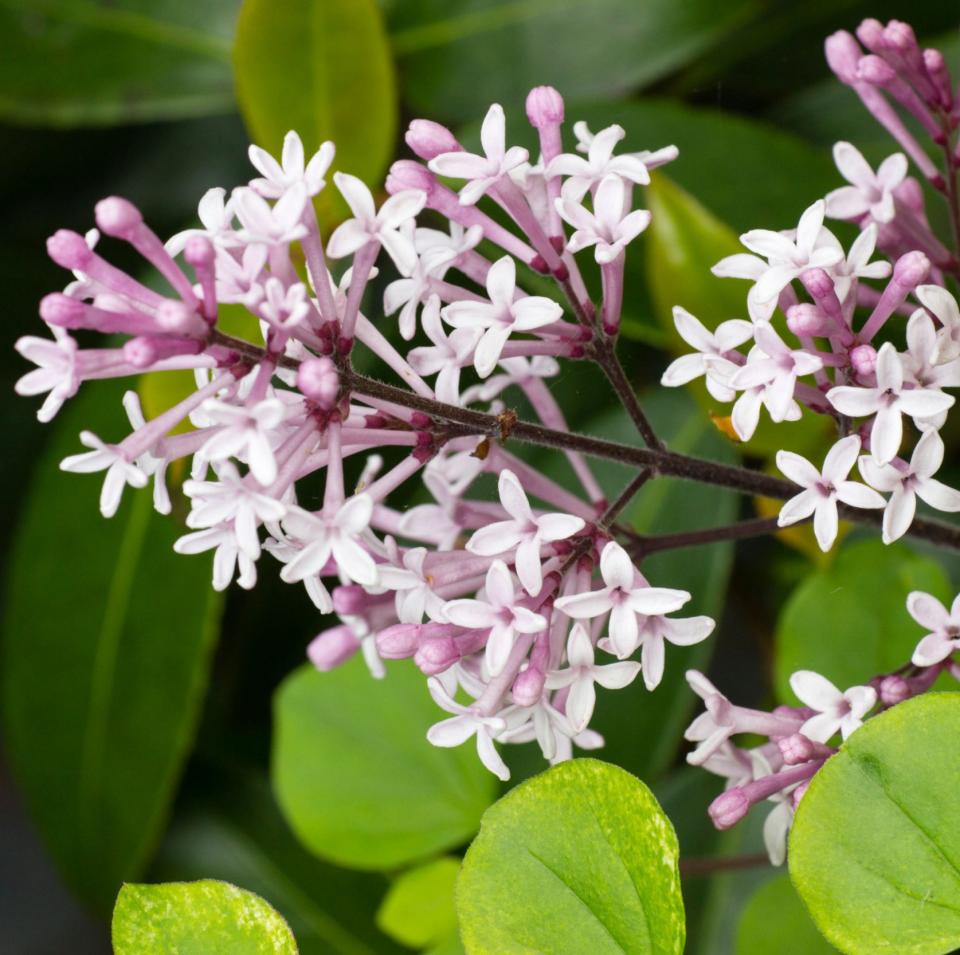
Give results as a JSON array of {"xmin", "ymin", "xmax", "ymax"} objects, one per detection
[
  {"xmin": 857, "ymin": 54, "xmax": 896, "ymax": 87},
  {"xmin": 512, "ymin": 665, "xmax": 545, "ymax": 706},
  {"xmin": 525, "ymin": 86, "xmax": 564, "ymax": 128},
  {"xmin": 123, "ymin": 336, "xmax": 160, "ymax": 368},
  {"xmin": 95, "ymin": 196, "xmax": 143, "ymax": 238},
  {"xmin": 883, "ymin": 20, "xmax": 918, "ymax": 56},
  {"xmin": 786, "ymin": 303, "xmax": 828, "ymax": 337},
  {"xmin": 850, "ymin": 343, "xmax": 878, "ymax": 377},
  {"xmin": 386, "ymin": 160, "xmax": 437, "ymax": 197},
  {"xmin": 156, "ymin": 300, "xmax": 196, "ymax": 334},
  {"xmin": 892, "ymin": 250, "xmax": 930, "ymax": 288},
  {"xmin": 40, "ymin": 293, "xmax": 85, "ymax": 328},
  {"xmin": 405, "ymin": 120, "xmax": 461, "ymax": 160},
  {"xmin": 879, "ymin": 674, "xmax": 911, "ymax": 705},
  {"xmin": 778, "ymin": 732, "xmax": 818, "ymax": 765},
  {"xmin": 825, "ymin": 31, "xmax": 863, "ymax": 84},
  {"xmin": 308, "ymin": 625, "xmax": 360, "ymax": 671},
  {"xmin": 184, "ymin": 234, "xmax": 216, "ymax": 268},
  {"xmin": 297, "ymin": 356, "xmax": 339, "ymax": 409},
  {"xmin": 415, "ymin": 636, "xmax": 460, "ymax": 675},
  {"xmin": 855, "ymin": 18, "xmax": 885, "ymax": 53},
  {"xmin": 893, "ymin": 177, "xmax": 925, "ymax": 213},
  {"xmin": 47, "ymin": 229, "xmax": 93, "ymax": 270},
  {"xmin": 376, "ymin": 624, "xmax": 423, "ymax": 659},
  {"xmin": 708, "ymin": 788, "xmax": 751, "ymax": 830},
  {"xmin": 332, "ymin": 584, "xmax": 370, "ymax": 615}
]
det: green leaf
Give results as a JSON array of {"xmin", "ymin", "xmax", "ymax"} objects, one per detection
[
  {"xmin": 736, "ymin": 875, "xmax": 837, "ymax": 954},
  {"xmin": 272, "ymin": 656, "xmax": 497, "ymax": 870},
  {"xmin": 377, "ymin": 857, "xmax": 460, "ymax": 950},
  {"xmin": 1, "ymin": 379, "xmax": 223, "ymax": 912},
  {"xmin": 112, "ymin": 879, "xmax": 298, "ymax": 954},
  {"xmin": 151, "ymin": 773, "xmax": 405, "ymax": 955},
  {"xmin": 390, "ymin": 0, "xmax": 761, "ymax": 123},
  {"xmin": 234, "ymin": 0, "xmax": 396, "ymax": 225},
  {"xmin": 0, "ymin": 0, "xmax": 237, "ymax": 126},
  {"xmin": 789, "ymin": 692, "xmax": 960, "ymax": 955},
  {"xmin": 456, "ymin": 758, "xmax": 685, "ymax": 954},
  {"xmin": 774, "ymin": 539, "xmax": 952, "ymax": 704}
]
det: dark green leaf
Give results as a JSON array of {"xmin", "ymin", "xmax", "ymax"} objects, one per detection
[
  {"xmin": 457, "ymin": 758, "xmax": 685, "ymax": 954},
  {"xmin": 390, "ymin": 0, "xmax": 761, "ymax": 123},
  {"xmin": 234, "ymin": 0, "xmax": 396, "ymax": 225},
  {"xmin": 736, "ymin": 875, "xmax": 837, "ymax": 954},
  {"xmin": 774, "ymin": 539, "xmax": 951, "ymax": 704},
  {"xmin": 112, "ymin": 879, "xmax": 298, "ymax": 954},
  {"xmin": 272, "ymin": 656, "xmax": 497, "ymax": 870},
  {"xmin": 1, "ymin": 379, "xmax": 223, "ymax": 912},
  {"xmin": 0, "ymin": 0, "xmax": 238, "ymax": 126},
  {"xmin": 789, "ymin": 692, "xmax": 960, "ymax": 954}
]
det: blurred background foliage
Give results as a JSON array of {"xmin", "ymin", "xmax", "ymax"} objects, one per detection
[{"xmin": 1, "ymin": 1, "xmax": 959, "ymax": 952}]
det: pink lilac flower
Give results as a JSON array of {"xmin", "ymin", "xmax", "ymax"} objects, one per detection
[
  {"xmin": 825, "ymin": 141, "xmax": 907, "ymax": 223},
  {"xmin": 788, "ymin": 670, "xmax": 877, "ymax": 742},
  {"xmin": 248, "ymin": 131, "xmax": 335, "ymax": 199},
  {"xmin": 548, "ymin": 124, "xmax": 656, "ymax": 200}
]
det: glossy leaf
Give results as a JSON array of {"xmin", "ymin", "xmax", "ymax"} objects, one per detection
[
  {"xmin": 390, "ymin": 0, "xmax": 761, "ymax": 122},
  {"xmin": 736, "ymin": 876, "xmax": 836, "ymax": 954},
  {"xmin": 789, "ymin": 692, "xmax": 960, "ymax": 954},
  {"xmin": 234, "ymin": 0, "xmax": 396, "ymax": 225},
  {"xmin": 0, "ymin": 0, "xmax": 237, "ymax": 126},
  {"xmin": 272, "ymin": 656, "xmax": 497, "ymax": 870},
  {"xmin": 774, "ymin": 539, "xmax": 951, "ymax": 704},
  {"xmin": 151, "ymin": 774, "xmax": 405, "ymax": 955},
  {"xmin": 457, "ymin": 758, "xmax": 685, "ymax": 954},
  {"xmin": 377, "ymin": 857, "xmax": 460, "ymax": 950},
  {"xmin": 1, "ymin": 379, "xmax": 223, "ymax": 912},
  {"xmin": 112, "ymin": 879, "xmax": 298, "ymax": 954}
]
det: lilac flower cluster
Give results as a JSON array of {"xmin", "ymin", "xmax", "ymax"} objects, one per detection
[
  {"xmin": 688, "ymin": 586, "xmax": 960, "ymax": 865},
  {"xmin": 17, "ymin": 88, "xmax": 707, "ymax": 780}
]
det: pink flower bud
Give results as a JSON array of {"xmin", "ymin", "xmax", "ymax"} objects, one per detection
[
  {"xmin": 123, "ymin": 336, "xmax": 160, "ymax": 368},
  {"xmin": 850, "ymin": 343, "xmax": 878, "ymax": 377},
  {"xmin": 307, "ymin": 625, "xmax": 360, "ymax": 671},
  {"xmin": 376, "ymin": 624, "xmax": 423, "ymax": 659},
  {"xmin": 47, "ymin": 229, "xmax": 93, "ymax": 270},
  {"xmin": 893, "ymin": 177, "xmax": 925, "ymax": 213},
  {"xmin": 155, "ymin": 300, "xmax": 195, "ymax": 334},
  {"xmin": 525, "ymin": 86, "xmax": 564, "ymax": 128},
  {"xmin": 332, "ymin": 584, "xmax": 369, "ymax": 615},
  {"xmin": 892, "ymin": 250, "xmax": 930, "ymax": 288},
  {"xmin": 786, "ymin": 303, "xmax": 828, "ymax": 337},
  {"xmin": 512, "ymin": 665, "xmax": 545, "ymax": 706},
  {"xmin": 405, "ymin": 120, "xmax": 461, "ymax": 160},
  {"xmin": 39, "ymin": 292, "xmax": 85, "ymax": 327},
  {"xmin": 184, "ymin": 234, "xmax": 215, "ymax": 267},
  {"xmin": 857, "ymin": 54, "xmax": 896, "ymax": 87},
  {"xmin": 791, "ymin": 780, "xmax": 811, "ymax": 807},
  {"xmin": 708, "ymin": 788, "xmax": 750, "ymax": 830},
  {"xmin": 778, "ymin": 732, "xmax": 818, "ymax": 765},
  {"xmin": 415, "ymin": 636, "xmax": 460, "ymax": 675},
  {"xmin": 297, "ymin": 356, "xmax": 339, "ymax": 409},
  {"xmin": 883, "ymin": 20, "xmax": 918, "ymax": 56},
  {"xmin": 825, "ymin": 30, "xmax": 863, "ymax": 83},
  {"xmin": 855, "ymin": 18, "xmax": 886, "ymax": 53},
  {"xmin": 386, "ymin": 160, "xmax": 437, "ymax": 197},
  {"xmin": 95, "ymin": 196, "xmax": 142, "ymax": 238},
  {"xmin": 879, "ymin": 674, "xmax": 911, "ymax": 705}
]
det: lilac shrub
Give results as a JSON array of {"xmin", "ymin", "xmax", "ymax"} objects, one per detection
[{"xmin": 14, "ymin": 13, "xmax": 960, "ymax": 872}]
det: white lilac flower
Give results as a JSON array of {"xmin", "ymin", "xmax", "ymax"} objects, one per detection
[
  {"xmin": 166, "ymin": 187, "xmax": 239, "ymax": 255},
  {"xmin": 859, "ymin": 430, "xmax": 960, "ymax": 543},
  {"xmin": 660, "ymin": 307, "xmax": 753, "ymax": 402},
  {"xmin": 327, "ymin": 173, "xmax": 426, "ymax": 274},
  {"xmin": 465, "ymin": 469, "xmax": 585, "ymax": 596},
  {"xmin": 233, "ymin": 184, "xmax": 309, "ymax": 246},
  {"xmin": 902, "ymin": 303, "xmax": 960, "ymax": 403},
  {"xmin": 441, "ymin": 256, "xmax": 563, "ymax": 378},
  {"xmin": 258, "ymin": 278, "xmax": 311, "ymax": 332},
  {"xmin": 60, "ymin": 430, "xmax": 148, "ymax": 517},
  {"xmin": 730, "ymin": 322, "xmax": 823, "ymax": 422},
  {"xmin": 121, "ymin": 391, "xmax": 171, "ymax": 515},
  {"xmin": 443, "ymin": 560, "xmax": 547, "ymax": 675},
  {"xmin": 829, "ymin": 223, "xmax": 892, "ymax": 302},
  {"xmin": 788, "ymin": 670, "xmax": 877, "ymax": 742},
  {"xmin": 377, "ymin": 546, "xmax": 446, "ymax": 625},
  {"xmin": 199, "ymin": 398, "xmax": 286, "ymax": 486},
  {"xmin": 907, "ymin": 590, "xmax": 960, "ymax": 666},
  {"xmin": 713, "ymin": 200, "xmax": 843, "ymax": 322},
  {"xmin": 915, "ymin": 285, "xmax": 960, "ymax": 364},
  {"xmin": 212, "ymin": 243, "xmax": 267, "ymax": 308},
  {"xmin": 174, "ymin": 524, "xmax": 257, "ymax": 591},
  {"xmin": 248, "ymin": 131, "xmax": 335, "ymax": 199},
  {"xmin": 428, "ymin": 103, "xmax": 529, "ymax": 205},
  {"xmin": 426, "ymin": 677, "xmax": 510, "ymax": 780},
  {"xmin": 548, "ymin": 124, "xmax": 655, "ymax": 201},
  {"xmin": 279, "ymin": 496, "xmax": 378, "ymax": 587},
  {"xmin": 498, "ymin": 699, "xmax": 579, "ymax": 763},
  {"xmin": 555, "ymin": 173, "xmax": 651, "ymax": 263},
  {"xmin": 545, "ymin": 623, "xmax": 641, "ymax": 732},
  {"xmin": 825, "ymin": 142, "xmax": 907, "ymax": 224},
  {"xmin": 555, "ymin": 541, "xmax": 690, "ymax": 658},
  {"xmin": 776, "ymin": 435, "xmax": 885, "ymax": 551},
  {"xmin": 407, "ymin": 295, "xmax": 481, "ymax": 405},
  {"xmin": 827, "ymin": 342, "xmax": 955, "ymax": 465},
  {"xmin": 14, "ymin": 326, "xmax": 79, "ymax": 422}
]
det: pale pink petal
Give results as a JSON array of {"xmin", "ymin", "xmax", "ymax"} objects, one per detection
[
  {"xmin": 566, "ymin": 678, "xmax": 596, "ymax": 733},
  {"xmin": 835, "ymin": 481, "xmax": 885, "ymax": 509},
  {"xmin": 641, "ymin": 635, "xmax": 665, "ymax": 690},
  {"xmin": 600, "ymin": 541, "xmax": 634, "ymax": 590},
  {"xmin": 661, "ymin": 615, "xmax": 715, "ymax": 646},
  {"xmin": 776, "ymin": 450, "xmax": 820, "ymax": 488},
  {"xmin": 443, "ymin": 599, "xmax": 496, "ymax": 630},
  {"xmin": 813, "ymin": 499, "xmax": 839, "ymax": 551},
  {"xmin": 790, "ymin": 669, "xmax": 842, "ymax": 711},
  {"xmin": 822, "ymin": 435, "xmax": 862, "ymax": 482},
  {"xmin": 593, "ymin": 660, "xmax": 641, "ymax": 690},
  {"xmin": 906, "ymin": 590, "xmax": 949, "ymax": 631},
  {"xmin": 882, "ymin": 487, "xmax": 915, "ymax": 543},
  {"xmin": 912, "ymin": 631, "xmax": 955, "ymax": 667},
  {"xmin": 555, "ymin": 589, "xmax": 614, "ymax": 619}
]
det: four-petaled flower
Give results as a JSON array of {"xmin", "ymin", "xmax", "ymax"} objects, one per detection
[
  {"xmin": 248, "ymin": 131, "xmax": 335, "ymax": 199},
  {"xmin": 60, "ymin": 430, "xmax": 147, "ymax": 517},
  {"xmin": 548, "ymin": 124, "xmax": 653, "ymax": 200},
  {"xmin": 407, "ymin": 295, "xmax": 481, "ymax": 405},
  {"xmin": 825, "ymin": 142, "xmax": 907, "ymax": 224},
  {"xmin": 789, "ymin": 670, "xmax": 877, "ymax": 742},
  {"xmin": 199, "ymin": 398, "xmax": 286, "ymax": 486},
  {"xmin": 776, "ymin": 435, "xmax": 885, "ymax": 551},
  {"xmin": 15, "ymin": 326, "xmax": 79, "ymax": 422},
  {"xmin": 465, "ymin": 469, "xmax": 585, "ymax": 595}
]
